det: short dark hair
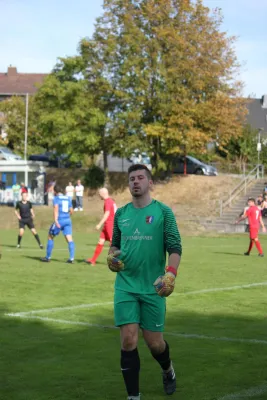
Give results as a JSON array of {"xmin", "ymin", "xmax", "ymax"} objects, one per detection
[
  {"xmin": 248, "ymin": 197, "xmax": 255, "ymax": 203},
  {"xmin": 54, "ymin": 185, "xmax": 63, "ymax": 194},
  {"xmin": 128, "ymin": 164, "xmax": 152, "ymax": 180}
]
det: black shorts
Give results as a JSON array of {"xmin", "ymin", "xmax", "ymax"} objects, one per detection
[{"xmin": 19, "ymin": 218, "xmax": 35, "ymax": 230}]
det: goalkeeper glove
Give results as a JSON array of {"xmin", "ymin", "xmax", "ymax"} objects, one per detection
[
  {"xmin": 153, "ymin": 266, "xmax": 177, "ymax": 297},
  {"xmin": 107, "ymin": 250, "xmax": 124, "ymax": 272}
]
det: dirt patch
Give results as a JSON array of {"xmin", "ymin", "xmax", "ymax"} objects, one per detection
[
  {"xmin": 112, "ymin": 175, "xmax": 240, "ymax": 215},
  {"xmin": 0, "ymin": 175, "xmax": 240, "ymax": 235}
]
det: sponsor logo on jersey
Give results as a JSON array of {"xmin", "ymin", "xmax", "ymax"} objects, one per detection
[
  {"xmin": 122, "ymin": 227, "xmax": 152, "ymax": 241},
  {"xmin": 122, "ymin": 235, "xmax": 153, "ymax": 241},
  {"xmin": 146, "ymin": 216, "xmax": 154, "ymax": 224}
]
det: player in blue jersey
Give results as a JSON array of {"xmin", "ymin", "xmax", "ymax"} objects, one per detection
[{"xmin": 40, "ymin": 185, "xmax": 75, "ymax": 263}]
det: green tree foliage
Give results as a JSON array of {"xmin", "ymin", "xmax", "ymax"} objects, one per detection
[
  {"xmin": 0, "ymin": 97, "xmax": 25, "ymax": 153},
  {"xmin": 83, "ymin": 165, "xmax": 105, "ymax": 189},
  {"xmin": 33, "ymin": 65, "xmax": 106, "ymax": 161},
  {"xmin": 225, "ymin": 124, "xmax": 267, "ymax": 165},
  {"xmin": 85, "ymin": 0, "xmax": 246, "ymax": 171},
  {"xmin": 77, "ymin": 39, "xmax": 120, "ymax": 168},
  {"xmin": 0, "ymin": 96, "xmax": 42, "ymax": 155}
]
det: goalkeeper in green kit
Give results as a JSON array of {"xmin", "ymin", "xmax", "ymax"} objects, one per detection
[{"xmin": 107, "ymin": 164, "xmax": 182, "ymax": 399}]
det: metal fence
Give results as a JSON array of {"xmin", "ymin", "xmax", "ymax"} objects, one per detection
[{"xmin": 219, "ymin": 164, "xmax": 264, "ymax": 217}]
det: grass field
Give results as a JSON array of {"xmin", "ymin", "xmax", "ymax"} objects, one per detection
[{"xmin": 1, "ymin": 230, "xmax": 267, "ymax": 400}]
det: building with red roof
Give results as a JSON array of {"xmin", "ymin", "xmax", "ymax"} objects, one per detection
[{"xmin": 0, "ymin": 65, "xmax": 48, "ymax": 101}]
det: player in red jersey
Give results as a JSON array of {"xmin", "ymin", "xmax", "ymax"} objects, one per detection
[
  {"xmin": 85, "ymin": 188, "xmax": 117, "ymax": 266},
  {"xmin": 236, "ymin": 197, "xmax": 266, "ymax": 256}
]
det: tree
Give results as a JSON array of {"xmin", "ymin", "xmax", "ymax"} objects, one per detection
[
  {"xmin": 86, "ymin": 0, "xmax": 165, "ymax": 160},
  {"xmin": 77, "ymin": 39, "xmax": 120, "ymax": 169},
  {"xmin": 33, "ymin": 65, "xmax": 106, "ymax": 161},
  {"xmin": 0, "ymin": 96, "xmax": 42, "ymax": 155},
  {"xmin": 85, "ymin": 0, "xmax": 246, "ymax": 173},
  {"xmin": 226, "ymin": 124, "xmax": 260, "ymax": 165}
]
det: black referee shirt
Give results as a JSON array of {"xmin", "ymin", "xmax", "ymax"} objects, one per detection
[{"xmin": 16, "ymin": 201, "xmax": 32, "ymax": 219}]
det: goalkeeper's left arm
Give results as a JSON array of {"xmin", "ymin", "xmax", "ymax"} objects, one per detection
[
  {"xmin": 154, "ymin": 205, "xmax": 182, "ymax": 297},
  {"xmin": 168, "ymin": 253, "xmax": 181, "ymax": 274},
  {"xmin": 154, "ymin": 252, "xmax": 181, "ymax": 297}
]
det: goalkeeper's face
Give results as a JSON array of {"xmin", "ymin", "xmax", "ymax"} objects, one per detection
[{"xmin": 129, "ymin": 170, "xmax": 152, "ymax": 197}]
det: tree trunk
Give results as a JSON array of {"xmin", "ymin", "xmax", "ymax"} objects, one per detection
[{"xmin": 103, "ymin": 149, "xmax": 108, "ymax": 170}]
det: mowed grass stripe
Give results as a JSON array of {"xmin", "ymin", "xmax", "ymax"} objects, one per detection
[
  {"xmin": 6, "ymin": 313, "xmax": 267, "ymax": 346},
  {"xmin": 6, "ymin": 301, "xmax": 114, "ymax": 316},
  {"xmin": 6, "ymin": 281, "xmax": 267, "ymax": 315}
]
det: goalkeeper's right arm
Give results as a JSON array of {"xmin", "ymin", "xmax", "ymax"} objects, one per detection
[{"xmin": 107, "ymin": 208, "xmax": 124, "ymax": 272}]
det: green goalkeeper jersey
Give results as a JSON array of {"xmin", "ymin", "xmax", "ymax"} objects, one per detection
[{"xmin": 112, "ymin": 199, "xmax": 182, "ymax": 294}]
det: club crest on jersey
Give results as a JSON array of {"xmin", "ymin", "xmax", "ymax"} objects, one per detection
[{"xmin": 146, "ymin": 216, "xmax": 154, "ymax": 224}]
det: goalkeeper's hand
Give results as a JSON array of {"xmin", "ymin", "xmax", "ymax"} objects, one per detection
[
  {"xmin": 107, "ymin": 250, "xmax": 124, "ymax": 272},
  {"xmin": 153, "ymin": 271, "xmax": 176, "ymax": 297}
]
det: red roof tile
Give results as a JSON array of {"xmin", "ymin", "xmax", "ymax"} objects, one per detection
[{"xmin": 0, "ymin": 66, "xmax": 48, "ymax": 95}]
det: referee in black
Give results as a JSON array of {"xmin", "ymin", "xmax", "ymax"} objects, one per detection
[{"xmin": 15, "ymin": 192, "xmax": 43, "ymax": 249}]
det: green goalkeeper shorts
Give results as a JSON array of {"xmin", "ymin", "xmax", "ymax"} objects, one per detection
[{"xmin": 114, "ymin": 289, "xmax": 166, "ymax": 332}]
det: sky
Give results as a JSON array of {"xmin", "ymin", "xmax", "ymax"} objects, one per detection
[{"xmin": 1, "ymin": 0, "xmax": 266, "ymax": 98}]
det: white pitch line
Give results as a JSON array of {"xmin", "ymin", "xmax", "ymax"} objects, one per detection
[
  {"xmin": 5, "ymin": 314, "xmax": 267, "ymax": 346},
  {"xmin": 165, "ymin": 331, "xmax": 267, "ymax": 346},
  {"xmin": 7, "ymin": 301, "xmax": 113, "ymax": 316},
  {"xmin": 7, "ymin": 315, "xmax": 118, "ymax": 330},
  {"xmin": 172, "ymin": 282, "xmax": 267, "ymax": 297},
  {"xmin": 217, "ymin": 382, "xmax": 267, "ymax": 399},
  {"xmin": 7, "ymin": 281, "xmax": 267, "ymax": 316}
]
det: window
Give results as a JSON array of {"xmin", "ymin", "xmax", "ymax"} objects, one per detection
[
  {"xmin": 16, "ymin": 172, "xmax": 25, "ymax": 185},
  {"xmin": 187, "ymin": 159, "xmax": 194, "ymax": 165},
  {"xmin": 29, "ymin": 172, "xmax": 38, "ymax": 188},
  {"xmin": 5, "ymin": 173, "xmax": 14, "ymax": 187}
]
